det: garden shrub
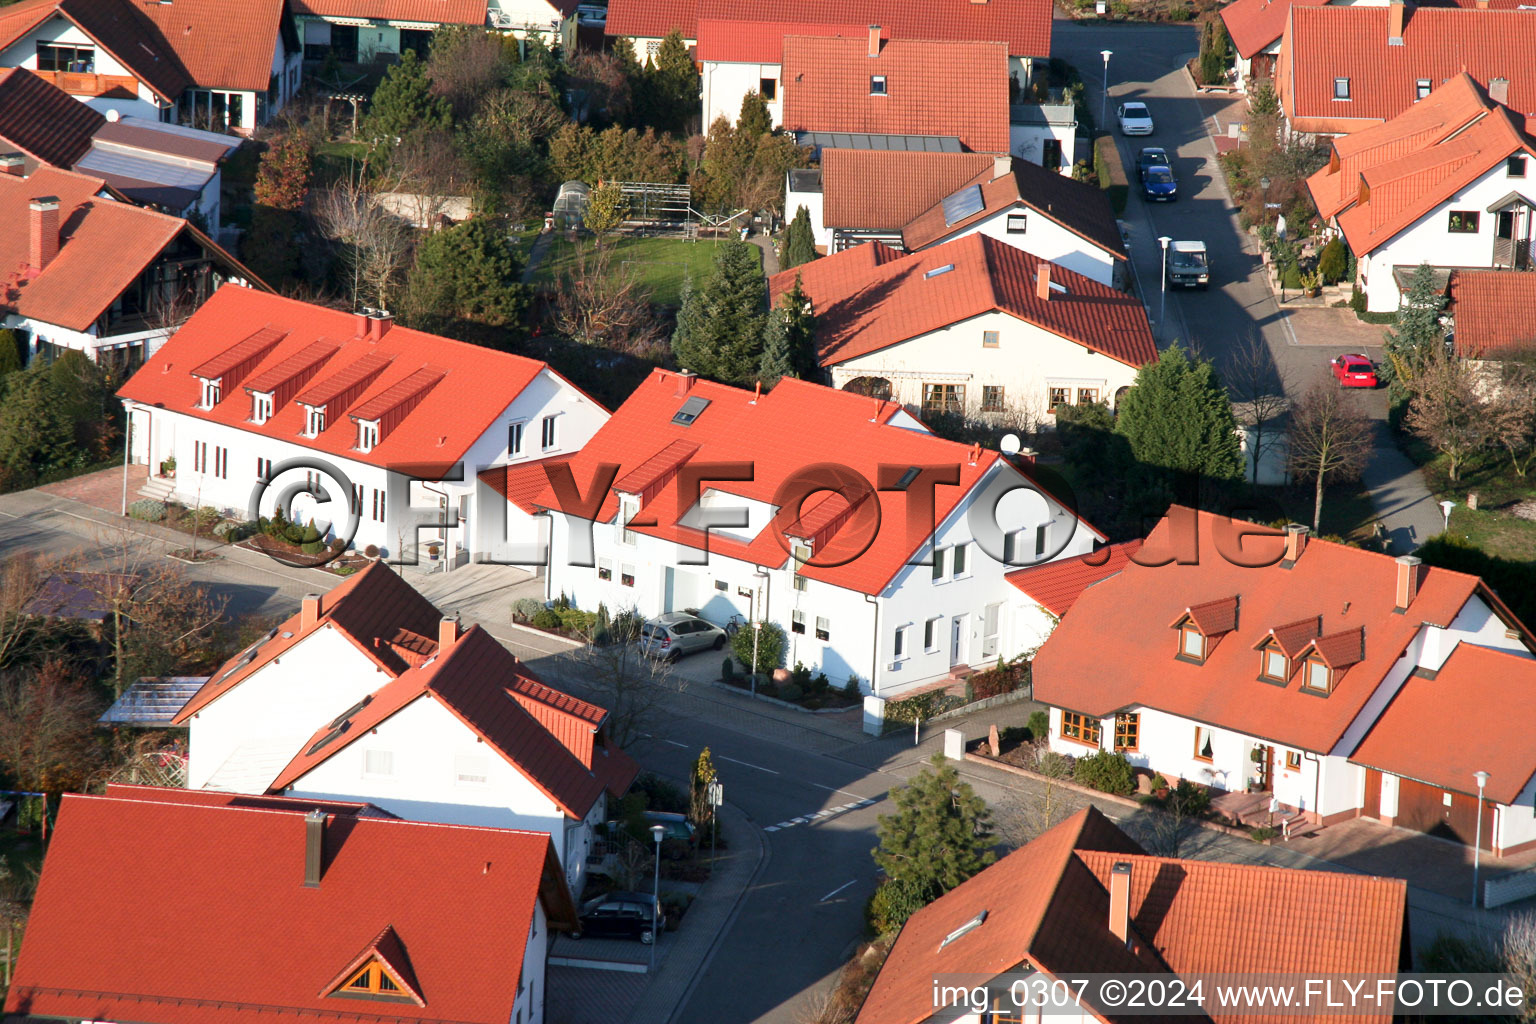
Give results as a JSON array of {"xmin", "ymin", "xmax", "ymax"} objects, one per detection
[
  {"xmin": 730, "ymin": 620, "xmax": 785, "ymax": 674},
  {"xmin": 884, "ymin": 690, "xmax": 960, "ymax": 724},
  {"xmin": 513, "ymin": 597, "xmax": 544, "ymax": 622},
  {"xmin": 721, "ymin": 656, "xmax": 734, "ymax": 680},
  {"xmin": 810, "ymin": 672, "xmax": 830, "ymax": 695},
  {"xmin": 284, "ymin": 524, "xmax": 304, "ymax": 543},
  {"xmin": 364, "ymin": 544, "xmax": 380, "ymax": 558},
  {"xmin": 127, "ymin": 499, "xmax": 166, "ymax": 522},
  {"xmin": 1281, "ymin": 263, "xmax": 1303, "ymax": 290},
  {"xmin": 196, "ymin": 506, "xmax": 221, "ymax": 527},
  {"xmin": 1317, "ymin": 237, "xmax": 1347, "ymax": 285},
  {"xmin": 212, "ymin": 521, "xmax": 238, "ymax": 539},
  {"xmin": 843, "ymin": 675, "xmax": 862, "ymax": 699},
  {"xmin": 1073, "ymin": 751, "xmax": 1136, "ymax": 795},
  {"xmin": 1027, "ymin": 710, "xmax": 1050, "ymax": 741},
  {"xmin": 867, "ymin": 877, "xmax": 932, "ymax": 936},
  {"xmin": 530, "ymin": 608, "xmax": 561, "ymax": 630},
  {"xmin": 777, "ymin": 683, "xmax": 803, "ymax": 703},
  {"xmin": 633, "ymin": 772, "xmax": 688, "ymax": 813}
]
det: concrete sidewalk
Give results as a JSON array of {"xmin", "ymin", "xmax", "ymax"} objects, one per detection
[{"xmin": 1358, "ymin": 419, "xmax": 1446, "ymax": 554}]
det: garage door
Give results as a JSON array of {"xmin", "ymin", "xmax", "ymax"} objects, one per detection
[{"xmin": 1395, "ymin": 777, "xmax": 1493, "ymax": 850}]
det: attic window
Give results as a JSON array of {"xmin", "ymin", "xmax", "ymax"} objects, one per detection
[
  {"xmin": 305, "ymin": 406, "xmax": 327, "ymax": 437},
  {"xmin": 924, "ymin": 264, "xmax": 956, "ymax": 279},
  {"xmin": 328, "ymin": 695, "xmax": 372, "ymax": 730},
  {"xmin": 1302, "ymin": 656, "xmax": 1332, "ymax": 694},
  {"xmin": 1416, "ymin": 79, "xmax": 1431, "ymax": 100},
  {"xmin": 333, "ymin": 961, "xmax": 413, "ymax": 1003},
  {"xmin": 1179, "ymin": 625, "xmax": 1206, "ymax": 662},
  {"xmin": 306, "ymin": 721, "xmax": 350, "ymax": 756},
  {"xmin": 1510, "ymin": 156, "xmax": 1528, "ymax": 178},
  {"xmin": 357, "ymin": 421, "xmax": 379, "ymax": 453},
  {"xmin": 1006, "ymin": 212, "xmax": 1027, "ymax": 234},
  {"xmin": 1259, "ymin": 644, "xmax": 1288, "ymax": 683},
  {"xmin": 1333, "ymin": 77, "xmax": 1350, "ymax": 100},
  {"xmin": 939, "ymin": 911, "xmax": 987, "ymax": 949},
  {"xmin": 200, "ymin": 379, "xmax": 221, "ymax": 409},
  {"xmin": 251, "ymin": 393, "xmax": 273, "ymax": 424},
  {"xmin": 893, "ymin": 466, "xmax": 921, "ymax": 490},
  {"xmin": 672, "ymin": 395, "xmax": 711, "ymax": 426},
  {"xmin": 870, "ymin": 75, "xmax": 887, "ymax": 96}
]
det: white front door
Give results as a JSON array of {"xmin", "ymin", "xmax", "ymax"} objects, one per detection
[{"xmin": 951, "ymin": 615, "xmax": 966, "ymax": 667}]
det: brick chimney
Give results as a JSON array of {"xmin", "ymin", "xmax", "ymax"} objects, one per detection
[
  {"xmin": 0, "ymin": 153, "xmax": 24, "ymax": 177},
  {"xmin": 303, "ymin": 809, "xmax": 325, "ymax": 888},
  {"xmin": 1388, "ymin": 0, "xmax": 1405, "ymax": 44},
  {"xmin": 1283, "ymin": 523, "xmax": 1309, "ymax": 567},
  {"xmin": 354, "ymin": 309, "xmax": 371, "ymax": 337},
  {"xmin": 1394, "ymin": 555, "xmax": 1422, "ymax": 612},
  {"xmin": 1109, "ymin": 862, "xmax": 1132, "ymax": 946},
  {"xmin": 1490, "ymin": 77, "xmax": 1510, "ymax": 106},
  {"xmin": 1036, "ymin": 262, "xmax": 1052, "ymax": 301},
  {"xmin": 993, "ymin": 154, "xmax": 1012, "ymax": 180},
  {"xmin": 29, "ymin": 197, "xmax": 60, "ymax": 272},
  {"xmin": 368, "ymin": 310, "xmax": 393, "ymax": 341},
  {"xmin": 867, "ymin": 25, "xmax": 881, "ymax": 57},
  {"xmin": 301, "ymin": 592, "xmax": 321, "ymax": 631},
  {"xmin": 439, "ymin": 615, "xmax": 459, "ymax": 649},
  {"xmin": 674, "ymin": 368, "xmax": 697, "ymax": 396}
]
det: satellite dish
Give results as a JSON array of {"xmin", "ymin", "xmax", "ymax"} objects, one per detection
[
  {"xmin": 105, "ymin": 109, "xmax": 121, "ymax": 122},
  {"xmin": 1000, "ymin": 433, "xmax": 1022, "ymax": 455}
]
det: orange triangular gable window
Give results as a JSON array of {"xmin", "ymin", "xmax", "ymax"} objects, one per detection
[{"xmin": 322, "ymin": 926, "xmax": 424, "ymax": 1005}]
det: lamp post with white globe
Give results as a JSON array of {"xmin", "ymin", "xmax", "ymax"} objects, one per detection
[{"xmin": 1100, "ymin": 50, "xmax": 1113, "ymax": 129}]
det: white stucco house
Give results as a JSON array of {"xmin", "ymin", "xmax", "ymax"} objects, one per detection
[
  {"xmin": 116, "ymin": 284, "xmax": 608, "ymax": 562},
  {"xmin": 1009, "ymin": 102, "xmax": 1077, "ymax": 175},
  {"xmin": 0, "ymin": 0, "xmax": 301, "ymax": 133},
  {"xmin": 172, "ymin": 561, "xmax": 637, "ymax": 894},
  {"xmin": 1307, "ymin": 73, "xmax": 1536, "ymax": 314},
  {"xmin": 483, "ymin": 369, "xmax": 1107, "ymax": 704},
  {"xmin": 1033, "ymin": 507, "xmax": 1536, "ymax": 856},
  {"xmin": 772, "ymin": 234, "xmax": 1154, "ymax": 425},
  {"xmin": 1, "ymin": 165, "xmax": 261, "ymax": 372}
]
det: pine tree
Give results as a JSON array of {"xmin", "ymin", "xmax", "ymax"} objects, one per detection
[
  {"xmin": 0, "ymin": 369, "xmax": 71, "ymax": 488},
  {"xmin": 0, "ymin": 329, "xmax": 22, "ymax": 382},
  {"xmin": 366, "ymin": 50, "xmax": 450, "ymax": 139},
  {"xmin": 403, "ymin": 218, "xmax": 529, "ymax": 334},
  {"xmin": 872, "ymin": 754, "xmax": 995, "ymax": 904},
  {"xmin": 670, "ymin": 240, "xmax": 767, "ymax": 383},
  {"xmin": 759, "ymin": 309, "xmax": 795, "ymax": 387},
  {"xmin": 1115, "ymin": 343, "xmax": 1243, "ymax": 480},
  {"xmin": 737, "ymin": 91, "xmax": 771, "ymax": 138},
  {"xmin": 1384, "ymin": 261, "xmax": 1447, "ymax": 394},
  {"xmin": 782, "ymin": 206, "xmax": 817, "ymax": 270},
  {"xmin": 639, "ymin": 30, "xmax": 699, "ymax": 134}
]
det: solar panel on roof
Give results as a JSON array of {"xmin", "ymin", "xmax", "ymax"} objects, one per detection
[
  {"xmin": 672, "ymin": 395, "xmax": 711, "ymax": 426},
  {"xmin": 942, "ymin": 185, "xmax": 985, "ymax": 226}
]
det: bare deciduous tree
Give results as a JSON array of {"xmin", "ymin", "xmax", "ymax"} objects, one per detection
[
  {"xmin": 314, "ymin": 170, "xmax": 416, "ymax": 312},
  {"xmin": 389, "ymin": 129, "xmax": 473, "ymax": 227},
  {"xmin": 1404, "ymin": 353, "xmax": 1490, "ymax": 483},
  {"xmin": 0, "ymin": 658, "xmax": 105, "ymax": 794},
  {"xmin": 1287, "ymin": 381, "xmax": 1373, "ymax": 533},
  {"xmin": 558, "ymin": 615, "xmax": 685, "ymax": 748},
  {"xmin": 1490, "ymin": 362, "xmax": 1536, "ymax": 477},
  {"xmin": 551, "ymin": 245, "xmax": 667, "ymax": 359},
  {"xmin": 1226, "ymin": 333, "xmax": 1291, "ymax": 484}
]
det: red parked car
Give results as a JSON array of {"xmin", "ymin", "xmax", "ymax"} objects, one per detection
[{"xmin": 1330, "ymin": 353, "xmax": 1379, "ymax": 388}]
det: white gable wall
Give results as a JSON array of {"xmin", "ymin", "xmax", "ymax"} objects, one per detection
[
  {"xmin": 514, "ymin": 900, "xmax": 551, "ymax": 1024},
  {"xmin": 825, "ymin": 309, "xmax": 1143, "ymax": 424},
  {"xmin": 916, "ymin": 207, "xmax": 1119, "ymax": 287},
  {"xmin": 702, "ymin": 60, "xmax": 782, "ymax": 130},
  {"xmin": 186, "ymin": 625, "xmax": 388, "ymax": 789},
  {"xmin": 785, "ymin": 177, "xmax": 830, "ymax": 252},
  {"xmin": 1356, "ymin": 159, "xmax": 1531, "ymax": 312},
  {"xmin": 0, "ymin": 16, "xmax": 169, "ymax": 121}
]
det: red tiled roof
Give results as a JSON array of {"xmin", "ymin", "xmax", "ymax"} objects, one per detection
[
  {"xmin": 1005, "ymin": 540, "xmax": 1143, "ymax": 617},
  {"xmin": 135, "ymin": 0, "xmax": 292, "ymax": 92},
  {"xmin": 696, "ymin": 18, "xmax": 866, "ymax": 63},
  {"xmin": 607, "ymin": 0, "xmax": 1052, "ymax": 59},
  {"xmin": 1448, "ymin": 269, "xmax": 1536, "ymax": 356},
  {"xmin": 0, "ymin": 67, "xmax": 102, "ymax": 166},
  {"xmin": 120, "ymin": 286, "xmax": 585, "ymax": 472},
  {"xmin": 1255, "ymin": 615, "xmax": 1322, "ymax": 658},
  {"xmin": 1219, "ymin": 0, "xmax": 1326, "ymax": 60},
  {"xmin": 103, "ymin": 782, "xmax": 398, "ymax": 817},
  {"xmin": 478, "ymin": 453, "xmax": 576, "ymax": 514},
  {"xmin": 860, "ymin": 806, "xmax": 1409, "ymax": 1024},
  {"xmin": 1279, "ymin": 6, "xmax": 1536, "ymax": 134},
  {"xmin": 0, "ymin": 166, "xmax": 240, "ymax": 332},
  {"xmin": 1307, "ymin": 76, "xmax": 1536, "ymax": 256},
  {"xmin": 780, "ymin": 36, "xmax": 1010, "ymax": 155},
  {"xmin": 485, "ymin": 370, "xmax": 1104, "ymax": 596},
  {"xmin": 1351, "ymin": 642, "xmax": 1536, "ymax": 804},
  {"xmin": 191, "ymin": 325, "xmax": 286, "ymax": 381},
  {"xmin": 174, "ymin": 561, "xmax": 446, "ymax": 722},
  {"xmin": 614, "ymin": 437, "xmax": 701, "ymax": 495},
  {"xmin": 769, "ymin": 234, "xmax": 1157, "ymax": 370},
  {"xmin": 288, "ymin": 0, "xmax": 488, "ymax": 26},
  {"xmin": 820, "ymin": 149, "xmax": 994, "ymax": 230},
  {"xmin": 1179, "ymin": 594, "xmax": 1240, "ymax": 635},
  {"xmin": 271, "ymin": 626, "xmax": 613, "ymax": 818},
  {"xmin": 1032, "ymin": 506, "xmax": 1503, "ymax": 754},
  {"xmin": 1074, "ymin": 850, "xmax": 1408, "ymax": 1008},
  {"xmin": 902, "ymin": 156, "xmax": 1127, "ymax": 259},
  {"xmin": 1308, "ymin": 625, "xmax": 1365, "ymax": 669},
  {"xmin": 5, "ymin": 791, "xmax": 574, "ymax": 1024}
]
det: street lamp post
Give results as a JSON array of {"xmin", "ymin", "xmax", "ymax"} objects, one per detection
[
  {"xmin": 649, "ymin": 823, "xmax": 665, "ymax": 969},
  {"xmin": 1472, "ymin": 770, "xmax": 1490, "ymax": 908},
  {"xmin": 750, "ymin": 569, "xmax": 769, "ymax": 695},
  {"xmin": 1439, "ymin": 499, "xmax": 1455, "ymax": 533},
  {"xmin": 1100, "ymin": 50, "xmax": 1113, "ymax": 130},
  {"xmin": 1158, "ymin": 235, "xmax": 1172, "ymax": 339}
]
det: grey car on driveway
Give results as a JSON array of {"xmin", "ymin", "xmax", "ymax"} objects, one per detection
[{"xmin": 639, "ymin": 613, "xmax": 727, "ymax": 661}]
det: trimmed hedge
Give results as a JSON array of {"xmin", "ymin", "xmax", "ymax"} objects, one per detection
[
  {"xmin": 1094, "ymin": 135, "xmax": 1128, "ymax": 217},
  {"xmin": 127, "ymin": 499, "xmax": 166, "ymax": 522}
]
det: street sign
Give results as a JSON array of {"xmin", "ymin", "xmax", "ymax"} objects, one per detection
[
  {"xmin": 707, "ymin": 781, "xmax": 723, "ymax": 808},
  {"xmin": 1264, "ymin": 202, "xmax": 1282, "ymax": 209}
]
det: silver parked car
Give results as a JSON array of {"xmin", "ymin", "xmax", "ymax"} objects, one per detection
[{"xmin": 639, "ymin": 613, "xmax": 727, "ymax": 661}]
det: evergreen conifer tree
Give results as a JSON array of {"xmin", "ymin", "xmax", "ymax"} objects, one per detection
[{"xmin": 1114, "ymin": 343, "xmax": 1243, "ymax": 480}]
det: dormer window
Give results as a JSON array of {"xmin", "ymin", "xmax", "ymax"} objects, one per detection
[
  {"xmin": 251, "ymin": 393, "xmax": 273, "ymax": 424},
  {"xmin": 1179, "ymin": 625, "xmax": 1206, "ymax": 662},
  {"xmin": 1258, "ymin": 643, "xmax": 1288, "ymax": 683},
  {"xmin": 199, "ymin": 378, "xmax": 221, "ymax": 409},
  {"xmin": 305, "ymin": 406, "xmax": 326, "ymax": 437},
  {"xmin": 357, "ymin": 421, "xmax": 379, "ymax": 453},
  {"xmin": 1416, "ymin": 79, "xmax": 1431, "ymax": 101},
  {"xmin": 1302, "ymin": 656, "xmax": 1332, "ymax": 694},
  {"xmin": 330, "ymin": 960, "xmax": 414, "ymax": 1004},
  {"xmin": 870, "ymin": 75, "xmax": 887, "ymax": 96}
]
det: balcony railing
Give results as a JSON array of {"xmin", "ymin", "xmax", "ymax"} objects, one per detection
[{"xmin": 32, "ymin": 69, "xmax": 139, "ymax": 98}]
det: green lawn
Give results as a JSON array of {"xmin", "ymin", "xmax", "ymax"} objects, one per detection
[
  {"xmin": 313, "ymin": 140, "xmax": 371, "ymax": 186},
  {"xmin": 1249, "ymin": 481, "xmax": 1381, "ymax": 544},
  {"xmin": 1404, "ymin": 442, "xmax": 1536, "ymax": 559},
  {"xmin": 532, "ymin": 234, "xmax": 729, "ymax": 307}
]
